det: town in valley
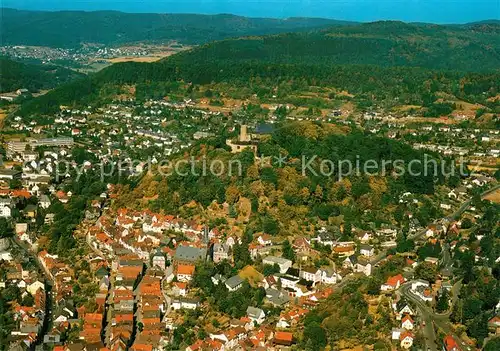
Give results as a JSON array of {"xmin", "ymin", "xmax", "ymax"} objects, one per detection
[{"xmin": 0, "ymin": 3, "xmax": 499, "ymax": 351}]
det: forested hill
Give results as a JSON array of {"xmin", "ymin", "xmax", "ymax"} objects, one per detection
[
  {"xmin": 0, "ymin": 58, "xmax": 85, "ymax": 93},
  {"xmin": 1, "ymin": 8, "xmax": 354, "ymax": 48},
  {"xmin": 16, "ymin": 21, "xmax": 500, "ymax": 116},
  {"xmin": 168, "ymin": 21, "xmax": 500, "ymax": 72}
]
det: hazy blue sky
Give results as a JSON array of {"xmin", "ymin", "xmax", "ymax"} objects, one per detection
[{"xmin": 3, "ymin": 0, "xmax": 499, "ymax": 23}]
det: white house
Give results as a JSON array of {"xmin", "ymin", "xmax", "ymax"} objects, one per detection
[
  {"xmin": 354, "ymin": 261, "xmax": 372, "ymax": 276},
  {"xmin": 359, "ymin": 244, "xmax": 374, "ymax": 257},
  {"xmin": 391, "ymin": 328, "xmax": 402, "ymax": 340},
  {"xmin": 246, "ymin": 306, "xmax": 265, "ymax": 325},
  {"xmin": 395, "ymin": 304, "xmax": 415, "ymax": 320},
  {"xmin": 0, "ymin": 199, "xmax": 12, "ymax": 218},
  {"xmin": 176, "ymin": 264, "xmax": 195, "ymax": 282},
  {"xmin": 356, "ymin": 231, "xmax": 372, "ymax": 243},
  {"xmin": 171, "ymin": 298, "xmax": 199, "ymax": 310},
  {"xmin": 300, "ymin": 267, "xmax": 321, "ymax": 283},
  {"xmin": 279, "ymin": 275, "xmax": 300, "ymax": 289},
  {"xmin": 401, "ymin": 315, "xmax": 414, "ymax": 330},
  {"xmin": 400, "ymin": 331, "xmax": 414, "ymax": 349},
  {"xmin": 172, "ymin": 282, "xmax": 187, "ymax": 297},
  {"xmin": 411, "ymin": 279, "xmax": 430, "ymax": 291},
  {"xmin": 424, "ymin": 257, "xmax": 439, "ymax": 265},
  {"xmin": 321, "ymin": 268, "xmax": 342, "ymax": 284},
  {"xmin": 381, "ymin": 274, "xmax": 405, "ymax": 291},
  {"xmin": 27, "ymin": 281, "xmax": 45, "ymax": 296},
  {"xmin": 225, "ymin": 275, "xmax": 244, "ymax": 291},
  {"xmin": 411, "ymin": 279, "xmax": 434, "ymax": 302},
  {"xmin": 152, "ymin": 251, "xmax": 166, "ymax": 270},
  {"xmin": 0, "ymin": 251, "xmax": 13, "ymax": 261},
  {"xmin": 256, "ymin": 234, "xmax": 273, "ymax": 246},
  {"xmin": 440, "ymin": 203, "xmax": 452, "ymax": 210},
  {"xmin": 39, "ymin": 195, "xmax": 51, "ymax": 209}
]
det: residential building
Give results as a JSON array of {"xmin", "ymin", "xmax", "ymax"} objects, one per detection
[
  {"xmin": 212, "ymin": 243, "xmax": 230, "ymax": 263},
  {"xmin": 246, "ymin": 307, "xmax": 265, "ymax": 325},
  {"xmin": 225, "ymin": 275, "xmax": 244, "ymax": 291},
  {"xmin": 176, "ymin": 264, "xmax": 195, "ymax": 282},
  {"xmin": 381, "ymin": 274, "xmax": 405, "ymax": 291},
  {"xmin": 262, "ymin": 256, "xmax": 292, "ymax": 274}
]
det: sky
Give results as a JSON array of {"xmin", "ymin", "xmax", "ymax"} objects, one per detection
[{"xmin": 3, "ymin": 0, "xmax": 499, "ymax": 24}]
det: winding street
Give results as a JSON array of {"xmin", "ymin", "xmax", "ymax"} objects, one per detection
[
  {"xmin": 400, "ymin": 281, "xmax": 470, "ymax": 351},
  {"xmin": 380, "ymin": 183, "xmax": 499, "ymax": 350},
  {"xmin": 408, "ymin": 183, "xmax": 500, "ymax": 241}
]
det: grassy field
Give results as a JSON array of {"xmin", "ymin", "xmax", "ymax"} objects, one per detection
[
  {"xmin": 0, "ymin": 109, "xmax": 7, "ymax": 129},
  {"xmin": 107, "ymin": 55, "xmax": 168, "ymax": 63},
  {"xmin": 484, "ymin": 189, "xmax": 500, "ymax": 203}
]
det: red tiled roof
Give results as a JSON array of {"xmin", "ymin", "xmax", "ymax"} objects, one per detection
[
  {"xmin": 187, "ymin": 340, "xmax": 204, "ymax": 351},
  {"xmin": 334, "ymin": 245, "xmax": 355, "ymax": 253},
  {"xmin": 385, "ymin": 274, "xmax": 405, "ymax": 287},
  {"xmin": 85, "ymin": 313, "xmax": 103, "ymax": 324},
  {"xmin": 115, "ymin": 314, "xmax": 133, "ymax": 323},
  {"xmin": 11, "ymin": 189, "xmax": 31, "ymax": 198},
  {"xmin": 400, "ymin": 331, "xmax": 414, "ymax": 340},
  {"xmin": 443, "ymin": 335, "xmax": 460, "ymax": 351},
  {"xmin": 489, "ymin": 316, "xmax": 500, "ymax": 325},
  {"xmin": 131, "ymin": 344, "xmax": 153, "ymax": 351},
  {"xmin": 177, "ymin": 264, "xmax": 195, "ymax": 276},
  {"xmin": 402, "ymin": 314, "xmax": 414, "ymax": 324},
  {"xmin": 174, "ymin": 282, "xmax": 187, "ymax": 289},
  {"xmin": 275, "ymin": 331, "xmax": 293, "ymax": 342}
]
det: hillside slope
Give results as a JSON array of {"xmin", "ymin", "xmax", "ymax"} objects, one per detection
[
  {"xmin": 0, "ymin": 58, "xmax": 85, "ymax": 93},
  {"xmin": 16, "ymin": 21, "xmax": 500, "ymax": 116},
  {"xmin": 168, "ymin": 21, "xmax": 500, "ymax": 71},
  {"xmin": 0, "ymin": 8, "xmax": 354, "ymax": 48}
]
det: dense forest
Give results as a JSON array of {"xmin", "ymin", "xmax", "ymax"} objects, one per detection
[
  {"xmin": 0, "ymin": 58, "xmax": 85, "ymax": 93},
  {"xmin": 114, "ymin": 121, "xmax": 452, "ymax": 240},
  {"xmin": 18, "ymin": 58, "xmax": 500, "ymax": 116},
  {"xmin": 173, "ymin": 21, "xmax": 500, "ymax": 71},
  {"xmin": 451, "ymin": 201, "xmax": 500, "ymax": 347},
  {"xmin": 1, "ymin": 8, "xmax": 354, "ymax": 48}
]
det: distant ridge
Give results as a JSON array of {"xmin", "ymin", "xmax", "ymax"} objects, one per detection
[
  {"xmin": 0, "ymin": 7, "xmax": 357, "ymax": 48},
  {"xmin": 16, "ymin": 18, "xmax": 500, "ymax": 117}
]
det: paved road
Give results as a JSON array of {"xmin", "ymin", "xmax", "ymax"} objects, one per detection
[
  {"xmin": 370, "ymin": 184, "xmax": 500, "ymax": 269},
  {"xmin": 161, "ymin": 284, "xmax": 172, "ymax": 317},
  {"xmin": 400, "ymin": 283, "xmax": 440, "ymax": 351},
  {"xmin": 408, "ymin": 184, "xmax": 500, "ymax": 241},
  {"xmin": 400, "ymin": 281, "xmax": 471, "ymax": 351},
  {"xmin": 440, "ymin": 243, "xmax": 454, "ymax": 277}
]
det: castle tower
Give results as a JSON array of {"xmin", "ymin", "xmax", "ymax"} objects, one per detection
[{"xmin": 239, "ymin": 125, "xmax": 250, "ymax": 142}]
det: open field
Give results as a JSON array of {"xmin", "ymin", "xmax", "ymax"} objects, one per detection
[
  {"xmin": 395, "ymin": 116, "xmax": 461, "ymax": 124},
  {"xmin": 107, "ymin": 56, "xmax": 167, "ymax": 63},
  {"xmin": 484, "ymin": 188, "xmax": 500, "ymax": 203},
  {"xmin": 0, "ymin": 109, "xmax": 6, "ymax": 129}
]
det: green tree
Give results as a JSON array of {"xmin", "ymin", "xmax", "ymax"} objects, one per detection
[
  {"xmin": 263, "ymin": 264, "xmax": 280, "ymax": 276},
  {"xmin": 461, "ymin": 218, "xmax": 473, "ymax": 229},
  {"xmin": 302, "ymin": 321, "xmax": 327, "ymax": 350},
  {"xmin": 414, "ymin": 262, "xmax": 438, "ymax": 283},
  {"xmin": 436, "ymin": 290, "xmax": 449, "ymax": 313},
  {"xmin": 484, "ymin": 337, "xmax": 500, "ymax": 351},
  {"xmin": 367, "ymin": 277, "xmax": 382, "ymax": 295},
  {"xmin": 282, "ymin": 240, "xmax": 295, "ymax": 262},
  {"xmin": 9, "ymin": 179, "xmax": 22, "ymax": 189}
]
